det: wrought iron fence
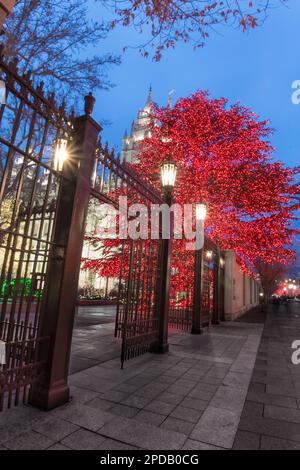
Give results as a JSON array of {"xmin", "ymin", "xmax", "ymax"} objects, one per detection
[
  {"xmin": 0, "ymin": 48, "xmax": 72, "ymax": 410},
  {"xmin": 168, "ymin": 238, "xmax": 223, "ymax": 331},
  {"xmin": 86, "ymin": 142, "xmax": 164, "ymax": 367}
]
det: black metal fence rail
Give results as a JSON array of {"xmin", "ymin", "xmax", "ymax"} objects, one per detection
[
  {"xmin": 169, "ymin": 308, "xmax": 193, "ymax": 331},
  {"xmin": 0, "ymin": 49, "xmax": 72, "ymax": 410}
]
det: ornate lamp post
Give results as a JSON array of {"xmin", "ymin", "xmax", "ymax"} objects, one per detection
[
  {"xmin": 191, "ymin": 201, "xmax": 207, "ymax": 334},
  {"xmin": 151, "ymin": 158, "xmax": 177, "ymax": 353}
]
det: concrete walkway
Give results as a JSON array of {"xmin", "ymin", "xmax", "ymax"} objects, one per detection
[
  {"xmin": 70, "ymin": 306, "xmax": 120, "ymax": 374},
  {"xmin": 0, "ymin": 313, "xmax": 267, "ymax": 450},
  {"xmin": 234, "ymin": 302, "xmax": 300, "ymax": 450}
]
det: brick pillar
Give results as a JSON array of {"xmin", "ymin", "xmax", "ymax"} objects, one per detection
[
  {"xmin": 0, "ymin": 1, "xmax": 15, "ymax": 30},
  {"xmin": 29, "ymin": 95, "xmax": 101, "ymax": 410}
]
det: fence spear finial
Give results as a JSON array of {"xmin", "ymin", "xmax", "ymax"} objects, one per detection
[{"xmin": 84, "ymin": 92, "xmax": 96, "ymax": 116}]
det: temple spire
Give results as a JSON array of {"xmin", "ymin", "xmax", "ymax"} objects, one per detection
[
  {"xmin": 146, "ymin": 85, "xmax": 152, "ymax": 105},
  {"xmin": 168, "ymin": 89, "xmax": 174, "ymax": 109}
]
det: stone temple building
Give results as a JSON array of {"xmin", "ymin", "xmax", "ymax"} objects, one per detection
[{"xmin": 121, "ymin": 86, "xmax": 154, "ymax": 164}]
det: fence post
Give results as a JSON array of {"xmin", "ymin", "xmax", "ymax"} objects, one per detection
[
  {"xmin": 150, "ymin": 193, "xmax": 173, "ymax": 354},
  {"xmin": 29, "ymin": 94, "xmax": 101, "ymax": 410},
  {"xmin": 191, "ymin": 248, "xmax": 203, "ymax": 334},
  {"xmin": 212, "ymin": 248, "xmax": 221, "ymax": 325}
]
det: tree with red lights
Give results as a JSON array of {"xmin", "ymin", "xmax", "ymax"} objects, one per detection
[{"xmin": 82, "ymin": 91, "xmax": 299, "ymax": 296}]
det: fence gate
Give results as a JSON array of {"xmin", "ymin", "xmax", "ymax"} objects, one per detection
[
  {"xmin": 88, "ymin": 144, "xmax": 164, "ymax": 368},
  {"xmin": 0, "ymin": 52, "xmax": 72, "ymax": 410}
]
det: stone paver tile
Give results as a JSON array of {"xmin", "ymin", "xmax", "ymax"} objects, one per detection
[
  {"xmin": 32, "ymin": 417, "xmax": 79, "ymax": 441},
  {"xmin": 232, "ymin": 430, "xmax": 260, "ymax": 450},
  {"xmin": 61, "ymin": 429, "xmax": 106, "ymax": 450},
  {"xmin": 193, "ymin": 382, "xmax": 219, "ymax": 393},
  {"xmin": 86, "ymin": 396, "xmax": 116, "ymax": 411},
  {"xmin": 238, "ymin": 414, "xmax": 300, "ymax": 442},
  {"xmin": 98, "ymin": 439, "xmax": 139, "ymax": 450},
  {"xmin": 102, "ymin": 390, "xmax": 128, "ymax": 403},
  {"xmin": 113, "ymin": 382, "xmax": 140, "ymax": 394},
  {"xmin": 48, "ymin": 443, "xmax": 71, "ymax": 450},
  {"xmin": 205, "ymin": 369, "xmax": 228, "ymax": 379},
  {"xmin": 266, "ymin": 384, "xmax": 300, "ymax": 398},
  {"xmin": 210, "ymin": 386, "xmax": 247, "ymax": 413},
  {"xmin": 200, "ymin": 376, "xmax": 223, "ymax": 386},
  {"xmin": 70, "ymin": 374, "xmax": 117, "ymax": 393},
  {"xmin": 51, "ymin": 403, "xmax": 114, "ymax": 432},
  {"xmin": 98, "ymin": 416, "xmax": 186, "ymax": 450},
  {"xmin": 260, "ymin": 435, "xmax": 300, "ymax": 450},
  {"xmin": 121, "ymin": 395, "xmax": 152, "ymax": 409},
  {"xmin": 0, "ymin": 423, "xmax": 31, "ymax": 444},
  {"xmin": 134, "ymin": 410, "xmax": 166, "ymax": 426},
  {"xmin": 4, "ymin": 430, "xmax": 54, "ymax": 450},
  {"xmin": 182, "ymin": 439, "xmax": 224, "ymax": 450},
  {"xmin": 264, "ymin": 405, "xmax": 300, "ymax": 424},
  {"xmin": 109, "ymin": 404, "xmax": 139, "ymax": 418},
  {"xmin": 166, "ymin": 385, "xmax": 191, "ymax": 396},
  {"xmin": 247, "ymin": 391, "xmax": 298, "ymax": 409},
  {"xmin": 190, "ymin": 406, "xmax": 241, "ymax": 449},
  {"xmin": 172, "ymin": 379, "xmax": 197, "ymax": 390},
  {"xmin": 170, "ymin": 405, "xmax": 203, "ymax": 424},
  {"xmin": 156, "ymin": 392, "xmax": 184, "ymax": 406},
  {"xmin": 222, "ymin": 372, "xmax": 251, "ymax": 390},
  {"xmin": 248, "ymin": 382, "xmax": 266, "ymax": 393},
  {"xmin": 188, "ymin": 388, "xmax": 215, "ymax": 401},
  {"xmin": 145, "ymin": 399, "xmax": 176, "ymax": 416},
  {"xmin": 241, "ymin": 401, "xmax": 264, "ymax": 418},
  {"xmin": 160, "ymin": 417, "xmax": 195, "ymax": 436},
  {"xmin": 180, "ymin": 397, "xmax": 208, "ymax": 411},
  {"xmin": 69, "ymin": 385, "xmax": 99, "ymax": 404},
  {"xmin": 134, "ymin": 386, "xmax": 162, "ymax": 400}
]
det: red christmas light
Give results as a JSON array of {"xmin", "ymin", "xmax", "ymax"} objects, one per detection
[{"xmin": 82, "ymin": 91, "xmax": 300, "ymax": 296}]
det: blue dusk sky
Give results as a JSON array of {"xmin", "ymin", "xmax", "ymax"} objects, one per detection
[{"xmin": 88, "ymin": 0, "xmax": 299, "ymax": 257}]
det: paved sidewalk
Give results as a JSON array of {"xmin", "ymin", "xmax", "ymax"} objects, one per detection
[
  {"xmin": 0, "ymin": 318, "xmax": 264, "ymax": 450},
  {"xmin": 70, "ymin": 306, "xmax": 120, "ymax": 374},
  {"xmin": 234, "ymin": 302, "xmax": 300, "ymax": 450}
]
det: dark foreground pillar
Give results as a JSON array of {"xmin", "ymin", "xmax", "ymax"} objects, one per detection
[{"xmin": 29, "ymin": 96, "xmax": 101, "ymax": 410}]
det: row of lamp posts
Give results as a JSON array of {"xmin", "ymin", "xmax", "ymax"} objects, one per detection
[{"xmin": 159, "ymin": 158, "xmax": 208, "ymax": 347}]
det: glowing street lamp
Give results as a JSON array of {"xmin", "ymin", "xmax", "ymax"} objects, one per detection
[
  {"xmin": 192, "ymin": 202, "xmax": 208, "ymax": 335},
  {"xmin": 154, "ymin": 157, "xmax": 178, "ymax": 354},
  {"xmin": 196, "ymin": 202, "xmax": 207, "ymax": 221},
  {"xmin": 53, "ymin": 138, "xmax": 68, "ymax": 171},
  {"xmin": 160, "ymin": 159, "xmax": 178, "ymax": 192}
]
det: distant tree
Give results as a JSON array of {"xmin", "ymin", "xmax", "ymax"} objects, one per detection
[
  {"xmin": 254, "ymin": 259, "xmax": 292, "ymax": 298},
  {"xmin": 1, "ymin": 0, "xmax": 120, "ymax": 101},
  {"xmin": 104, "ymin": 0, "xmax": 289, "ymax": 60}
]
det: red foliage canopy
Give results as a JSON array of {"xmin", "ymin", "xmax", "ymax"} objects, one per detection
[{"xmin": 82, "ymin": 91, "xmax": 299, "ymax": 293}]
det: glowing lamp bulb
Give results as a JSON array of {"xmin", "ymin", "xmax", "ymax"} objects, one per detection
[
  {"xmin": 160, "ymin": 159, "xmax": 177, "ymax": 190},
  {"xmin": 196, "ymin": 202, "xmax": 207, "ymax": 221},
  {"xmin": 54, "ymin": 138, "xmax": 68, "ymax": 171}
]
